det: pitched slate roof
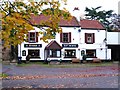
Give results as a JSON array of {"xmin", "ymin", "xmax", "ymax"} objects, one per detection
[
  {"xmin": 29, "ymin": 14, "xmax": 80, "ymax": 27},
  {"xmin": 80, "ymin": 19, "xmax": 105, "ymax": 30},
  {"xmin": 45, "ymin": 40, "xmax": 62, "ymax": 49}
]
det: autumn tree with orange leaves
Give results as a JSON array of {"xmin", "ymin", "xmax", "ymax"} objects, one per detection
[
  {"xmin": 0, "ymin": 0, "xmax": 71, "ymax": 61},
  {"xmin": 0, "ymin": 0, "xmax": 71, "ymax": 47}
]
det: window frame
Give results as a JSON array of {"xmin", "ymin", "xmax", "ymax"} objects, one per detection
[
  {"xmin": 60, "ymin": 32, "xmax": 71, "ymax": 43},
  {"xmin": 63, "ymin": 33, "xmax": 69, "ymax": 43},
  {"xmin": 28, "ymin": 32, "xmax": 38, "ymax": 43},
  {"xmin": 86, "ymin": 49, "xmax": 96, "ymax": 58},
  {"xmin": 47, "ymin": 49, "xmax": 61, "ymax": 58},
  {"xmin": 64, "ymin": 49, "xmax": 76, "ymax": 58},
  {"xmin": 28, "ymin": 49, "xmax": 40, "ymax": 58},
  {"xmin": 85, "ymin": 33, "xmax": 95, "ymax": 44}
]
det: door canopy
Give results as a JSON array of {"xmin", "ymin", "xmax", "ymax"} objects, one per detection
[{"xmin": 45, "ymin": 40, "xmax": 62, "ymax": 50}]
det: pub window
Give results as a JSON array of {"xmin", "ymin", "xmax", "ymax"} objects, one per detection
[
  {"xmin": 28, "ymin": 49, "xmax": 40, "ymax": 58},
  {"xmin": 64, "ymin": 49, "xmax": 76, "ymax": 58},
  {"xmin": 60, "ymin": 32, "xmax": 71, "ymax": 43},
  {"xmin": 28, "ymin": 32, "xmax": 38, "ymax": 43},
  {"xmin": 48, "ymin": 49, "xmax": 61, "ymax": 58},
  {"xmin": 22, "ymin": 50, "xmax": 26, "ymax": 56},
  {"xmin": 85, "ymin": 33, "xmax": 95, "ymax": 44},
  {"xmin": 86, "ymin": 49, "xmax": 96, "ymax": 58},
  {"xmin": 63, "ymin": 33, "xmax": 69, "ymax": 42}
]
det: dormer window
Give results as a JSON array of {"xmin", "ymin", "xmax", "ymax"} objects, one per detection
[{"xmin": 85, "ymin": 33, "xmax": 95, "ymax": 44}]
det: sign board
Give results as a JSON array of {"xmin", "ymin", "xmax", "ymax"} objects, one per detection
[
  {"xmin": 62, "ymin": 44, "xmax": 78, "ymax": 48},
  {"xmin": 24, "ymin": 44, "xmax": 42, "ymax": 48}
]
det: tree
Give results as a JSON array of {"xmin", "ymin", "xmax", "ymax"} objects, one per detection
[
  {"xmin": 109, "ymin": 13, "xmax": 120, "ymax": 31},
  {"xmin": 0, "ymin": 0, "xmax": 71, "ymax": 61},
  {"xmin": 1, "ymin": 0, "xmax": 71, "ymax": 47},
  {"xmin": 85, "ymin": 6, "xmax": 113, "ymax": 31}
]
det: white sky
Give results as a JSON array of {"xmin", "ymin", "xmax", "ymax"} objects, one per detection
[
  {"xmin": 1, "ymin": 0, "xmax": 120, "ymax": 14},
  {"xmin": 62, "ymin": 0, "xmax": 120, "ymax": 15}
]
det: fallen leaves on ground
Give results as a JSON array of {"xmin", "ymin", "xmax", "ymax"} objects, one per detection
[{"xmin": 2, "ymin": 73, "xmax": 119, "ymax": 80}]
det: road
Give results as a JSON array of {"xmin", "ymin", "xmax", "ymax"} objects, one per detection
[{"xmin": 2, "ymin": 63, "xmax": 119, "ymax": 88}]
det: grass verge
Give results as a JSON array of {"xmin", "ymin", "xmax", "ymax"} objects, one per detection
[{"xmin": 16, "ymin": 62, "xmax": 114, "ymax": 68}]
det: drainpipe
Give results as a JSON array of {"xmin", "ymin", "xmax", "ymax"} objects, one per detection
[
  {"xmin": 105, "ymin": 29, "xmax": 107, "ymax": 60},
  {"xmin": 78, "ymin": 28, "xmax": 81, "ymax": 60},
  {"xmin": 18, "ymin": 44, "xmax": 21, "ymax": 64},
  {"xmin": 20, "ymin": 44, "xmax": 21, "ymax": 58},
  {"xmin": 78, "ymin": 28, "xmax": 81, "ymax": 44}
]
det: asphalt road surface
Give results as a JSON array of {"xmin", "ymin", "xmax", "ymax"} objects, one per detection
[{"xmin": 2, "ymin": 63, "xmax": 119, "ymax": 88}]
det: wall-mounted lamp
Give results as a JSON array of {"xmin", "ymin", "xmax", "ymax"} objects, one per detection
[
  {"xmin": 97, "ymin": 30, "xmax": 100, "ymax": 32},
  {"xmin": 78, "ymin": 29, "xmax": 81, "ymax": 32},
  {"xmin": 103, "ymin": 38, "xmax": 107, "ymax": 42}
]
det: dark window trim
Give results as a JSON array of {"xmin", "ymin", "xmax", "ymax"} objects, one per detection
[
  {"xmin": 64, "ymin": 49, "xmax": 76, "ymax": 58},
  {"xmin": 60, "ymin": 32, "xmax": 71, "ymax": 43},
  {"xmin": 86, "ymin": 49, "xmax": 96, "ymax": 58},
  {"xmin": 47, "ymin": 49, "xmax": 61, "ymax": 58},
  {"xmin": 28, "ymin": 32, "xmax": 38, "ymax": 43},
  {"xmin": 85, "ymin": 33, "xmax": 95, "ymax": 44},
  {"xmin": 28, "ymin": 49, "xmax": 40, "ymax": 58},
  {"xmin": 64, "ymin": 56, "xmax": 77, "ymax": 58}
]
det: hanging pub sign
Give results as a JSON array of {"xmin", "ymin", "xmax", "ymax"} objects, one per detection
[
  {"xmin": 62, "ymin": 44, "xmax": 78, "ymax": 48},
  {"xmin": 24, "ymin": 44, "xmax": 42, "ymax": 48}
]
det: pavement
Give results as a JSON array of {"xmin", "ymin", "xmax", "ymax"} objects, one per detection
[{"xmin": 1, "ymin": 63, "xmax": 120, "ymax": 88}]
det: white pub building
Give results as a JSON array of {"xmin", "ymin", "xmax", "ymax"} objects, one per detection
[{"xmin": 18, "ymin": 8, "xmax": 111, "ymax": 61}]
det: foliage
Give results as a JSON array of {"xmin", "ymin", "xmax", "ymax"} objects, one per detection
[
  {"xmin": 40, "ymin": 7, "xmax": 72, "ymax": 42},
  {"xmin": 0, "ymin": 0, "xmax": 71, "ymax": 47},
  {"xmin": 109, "ymin": 13, "xmax": 120, "ymax": 31},
  {"xmin": 85, "ymin": 6, "xmax": 113, "ymax": 31},
  {"xmin": 0, "ymin": 73, "xmax": 8, "ymax": 78}
]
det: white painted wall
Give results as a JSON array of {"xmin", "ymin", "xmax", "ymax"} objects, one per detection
[
  {"xmin": 18, "ymin": 27, "xmax": 48, "ymax": 60},
  {"xmin": 107, "ymin": 32, "xmax": 120, "ymax": 44},
  {"xmin": 18, "ymin": 26, "xmax": 111, "ymax": 61},
  {"xmin": 119, "ymin": 33, "xmax": 120, "ymax": 44},
  {"xmin": 55, "ymin": 27, "xmax": 81, "ymax": 60},
  {"xmin": 80, "ymin": 29, "xmax": 106, "ymax": 44},
  {"xmin": 55, "ymin": 27, "xmax": 80, "ymax": 44}
]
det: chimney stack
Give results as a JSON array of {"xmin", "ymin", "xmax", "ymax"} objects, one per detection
[{"xmin": 72, "ymin": 7, "xmax": 80, "ymax": 22}]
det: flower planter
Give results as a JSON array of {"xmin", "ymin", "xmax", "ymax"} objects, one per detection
[
  {"xmin": 72, "ymin": 58, "xmax": 80, "ymax": 63},
  {"xmin": 92, "ymin": 58, "xmax": 101, "ymax": 63}
]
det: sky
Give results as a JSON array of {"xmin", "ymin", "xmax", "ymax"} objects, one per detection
[
  {"xmin": 1, "ymin": 0, "xmax": 119, "ymax": 15},
  {"xmin": 61, "ymin": 0, "xmax": 120, "ymax": 15}
]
